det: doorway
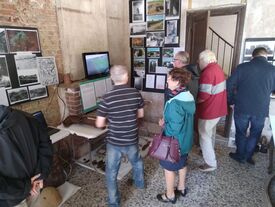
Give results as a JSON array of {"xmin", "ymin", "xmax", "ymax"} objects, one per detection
[{"xmin": 185, "ymin": 5, "xmax": 246, "ymax": 137}]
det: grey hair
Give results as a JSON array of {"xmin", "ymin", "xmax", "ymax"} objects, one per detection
[
  {"xmin": 199, "ymin": 50, "xmax": 217, "ymax": 65},
  {"xmin": 110, "ymin": 65, "xmax": 128, "ymax": 83}
]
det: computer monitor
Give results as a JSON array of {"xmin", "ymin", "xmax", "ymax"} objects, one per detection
[{"xmin": 82, "ymin": 51, "xmax": 110, "ymax": 80}]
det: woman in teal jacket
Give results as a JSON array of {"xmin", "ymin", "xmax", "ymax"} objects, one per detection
[{"xmin": 157, "ymin": 68, "xmax": 195, "ymax": 204}]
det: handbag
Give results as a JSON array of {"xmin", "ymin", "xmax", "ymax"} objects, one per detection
[{"xmin": 148, "ymin": 130, "xmax": 180, "ymax": 163}]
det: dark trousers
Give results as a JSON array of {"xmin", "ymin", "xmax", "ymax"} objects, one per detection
[{"xmin": 234, "ymin": 113, "xmax": 265, "ymax": 160}]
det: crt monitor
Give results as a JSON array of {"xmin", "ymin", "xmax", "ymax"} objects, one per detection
[{"xmin": 82, "ymin": 51, "xmax": 110, "ymax": 80}]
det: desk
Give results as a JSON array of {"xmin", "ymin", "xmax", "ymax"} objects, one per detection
[{"xmin": 58, "ymin": 124, "xmax": 107, "ymax": 171}]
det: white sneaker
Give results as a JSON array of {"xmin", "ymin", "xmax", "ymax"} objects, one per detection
[{"xmin": 199, "ymin": 163, "xmax": 216, "ymax": 172}]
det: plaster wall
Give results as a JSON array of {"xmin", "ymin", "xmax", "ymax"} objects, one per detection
[{"xmin": 56, "ymin": 0, "xmax": 108, "ymax": 80}]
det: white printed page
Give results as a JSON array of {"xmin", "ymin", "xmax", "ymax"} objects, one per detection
[{"xmin": 79, "ymin": 82, "xmax": 97, "ymax": 111}]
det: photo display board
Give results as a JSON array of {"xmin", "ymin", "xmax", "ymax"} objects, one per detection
[
  {"xmin": 0, "ymin": 26, "xmax": 58, "ymax": 106},
  {"xmin": 129, "ymin": 0, "xmax": 181, "ymax": 93},
  {"xmin": 242, "ymin": 38, "xmax": 275, "ymax": 65}
]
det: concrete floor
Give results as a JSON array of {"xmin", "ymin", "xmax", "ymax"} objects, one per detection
[{"xmin": 62, "ymin": 135, "xmax": 270, "ymax": 207}]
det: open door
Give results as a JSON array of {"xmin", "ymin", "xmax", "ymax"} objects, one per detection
[{"xmin": 185, "ymin": 11, "xmax": 208, "ymax": 63}]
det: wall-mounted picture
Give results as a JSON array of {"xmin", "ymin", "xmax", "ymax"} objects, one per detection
[
  {"xmin": 28, "ymin": 84, "xmax": 48, "ymax": 100},
  {"xmin": 130, "ymin": 23, "xmax": 146, "ymax": 37},
  {"xmin": 146, "ymin": 31, "xmax": 165, "ymax": 47},
  {"xmin": 0, "ymin": 55, "xmax": 11, "ymax": 88},
  {"xmin": 162, "ymin": 57, "xmax": 173, "ymax": 68},
  {"xmin": 37, "ymin": 56, "xmax": 59, "ymax": 86},
  {"xmin": 133, "ymin": 59, "xmax": 145, "ymax": 69},
  {"xmin": 134, "ymin": 76, "xmax": 143, "ymax": 90},
  {"xmin": 131, "ymin": 37, "xmax": 144, "ymax": 47},
  {"xmin": 134, "ymin": 68, "xmax": 145, "ymax": 78},
  {"xmin": 147, "ymin": 15, "xmax": 165, "ymax": 31},
  {"xmin": 147, "ymin": 47, "xmax": 160, "ymax": 58},
  {"xmin": 7, "ymin": 87, "xmax": 29, "ymax": 105},
  {"xmin": 165, "ymin": 0, "xmax": 180, "ymax": 19},
  {"xmin": 165, "ymin": 19, "xmax": 179, "ymax": 45},
  {"xmin": 0, "ymin": 28, "xmax": 8, "ymax": 54},
  {"xmin": 145, "ymin": 74, "xmax": 155, "ymax": 88},
  {"xmin": 148, "ymin": 58, "xmax": 158, "ymax": 73},
  {"xmin": 133, "ymin": 48, "xmax": 145, "ymax": 58},
  {"xmin": 6, "ymin": 28, "xmax": 40, "ymax": 53},
  {"xmin": 147, "ymin": 0, "xmax": 165, "ymax": 15},
  {"xmin": 156, "ymin": 75, "xmax": 166, "ymax": 89},
  {"xmin": 15, "ymin": 53, "xmax": 39, "ymax": 86},
  {"xmin": 162, "ymin": 47, "xmax": 174, "ymax": 57},
  {"xmin": 132, "ymin": 0, "xmax": 145, "ymax": 23},
  {"xmin": 244, "ymin": 39, "xmax": 275, "ymax": 57}
]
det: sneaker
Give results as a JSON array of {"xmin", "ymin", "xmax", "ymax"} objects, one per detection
[
  {"xmin": 229, "ymin": 152, "xmax": 245, "ymax": 164},
  {"xmin": 199, "ymin": 163, "xmax": 216, "ymax": 172}
]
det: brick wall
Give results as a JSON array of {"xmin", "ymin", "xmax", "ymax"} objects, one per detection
[
  {"xmin": 0, "ymin": 0, "xmax": 63, "ymax": 125},
  {"xmin": 65, "ymin": 87, "xmax": 83, "ymax": 116}
]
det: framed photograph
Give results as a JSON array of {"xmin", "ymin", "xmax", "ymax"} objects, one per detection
[
  {"xmin": 130, "ymin": 23, "xmax": 146, "ymax": 37},
  {"xmin": 148, "ymin": 58, "xmax": 159, "ymax": 73},
  {"xmin": 6, "ymin": 28, "xmax": 40, "ymax": 53},
  {"xmin": 7, "ymin": 87, "xmax": 29, "ymax": 105},
  {"xmin": 145, "ymin": 74, "xmax": 155, "ymax": 88},
  {"xmin": 133, "ymin": 58, "xmax": 145, "ymax": 69},
  {"xmin": 165, "ymin": 19, "xmax": 179, "ymax": 46},
  {"xmin": 0, "ymin": 55, "xmax": 11, "ymax": 88},
  {"xmin": 165, "ymin": 0, "xmax": 180, "ymax": 19},
  {"xmin": 28, "ymin": 84, "xmax": 48, "ymax": 100},
  {"xmin": 147, "ymin": 15, "xmax": 165, "ymax": 31},
  {"xmin": 243, "ymin": 38, "xmax": 275, "ymax": 62},
  {"xmin": 133, "ymin": 48, "xmax": 145, "ymax": 58},
  {"xmin": 147, "ymin": 0, "xmax": 165, "ymax": 15},
  {"xmin": 162, "ymin": 47, "xmax": 174, "ymax": 57},
  {"xmin": 37, "ymin": 56, "xmax": 59, "ymax": 86},
  {"xmin": 134, "ymin": 76, "xmax": 143, "ymax": 90},
  {"xmin": 162, "ymin": 57, "xmax": 173, "ymax": 68},
  {"xmin": 146, "ymin": 31, "xmax": 165, "ymax": 47},
  {"xmin": 134, "ymin": 68, "xmax": 145, "ymax": 78},
  {"xmin": 147, "ymin": 47, "xmax": 160, "ymax": 58},
  {"xmin": 132, "ymin": 0, "xmax": 145, "ymax": 23},
  {"xmin": 15, "ymin": 53, "xmax": 39, "ymax": 86},
  {"xmin": 131, "ymin": 37, "xmax": 145, "ymax": 47},
  {"xmin": 0, "ymin": 28, "xmax": 8, "ymax": 54}
]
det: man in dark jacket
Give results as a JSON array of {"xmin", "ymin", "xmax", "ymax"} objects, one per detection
[
  {"xmin": 164, "ymin": 51, "xmax": 200, "ymax": 103},
  {"xmin": 0, "ymin": 105, "xmax": 53, "ymax": 207},
  {"xmin": 227, "ymin": 47, "xmax": 275, "ymax": 165}
]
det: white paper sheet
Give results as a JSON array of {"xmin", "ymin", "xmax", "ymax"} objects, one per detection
[
  {"xmin": 156, "ymin": 75, "xmax": 166, "ymax": 89},
  {"xmin": 37, "ymin": 56, "xmax": 59, "ymax": 86},
  {"xmin": 0, "ymin": 87, "xmax": 9, "ymax": 106},
  {"xmin": 79, "ymin": 82, "xmax": 97, "ymax": 111},
  {"xmin": 105, "ymin": 77, "xmax": 113, "ymax": 92},
  {"xmin": 156, "ymin": 66, "xmax": 169, "ymax": 74},
  {"xmin": 145, "ymin": 74, "xmax": 155, "ymax": 88},
  {"xmin": 94, "ymin": 79, "xmax": 107, "ymax": 99}
]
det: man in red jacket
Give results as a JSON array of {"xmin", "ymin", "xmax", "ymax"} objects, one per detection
[{"xmin": 197, "ymin": 50, "xmax": 227, "ymax": 172}]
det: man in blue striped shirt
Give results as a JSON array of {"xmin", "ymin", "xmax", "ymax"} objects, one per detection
[{"xmin": 96, "ymin": 65, "xmax": 145, "ymax": 207}]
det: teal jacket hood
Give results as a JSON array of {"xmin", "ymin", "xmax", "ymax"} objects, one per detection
[{"xmin": 164, "ymin": 91, "xmax": 195, "ymax": 154}]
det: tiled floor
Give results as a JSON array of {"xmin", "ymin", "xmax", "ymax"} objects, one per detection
[{"xmin": 62, "ymin": 136, "xmax": 270, "ymax": 207}]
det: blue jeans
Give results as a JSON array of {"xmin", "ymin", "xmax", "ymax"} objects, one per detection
[
  {"xmin": 106, "ymin": 143, "xmax": 144, "ymax": 207},
  {"xmin": 234, "ymin": 113, "xmax": 265, "ymax": 161}
]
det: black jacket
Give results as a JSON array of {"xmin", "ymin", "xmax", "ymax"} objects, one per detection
[
  {"xmin": 164, "ymin": 64, "xmax": 200, "ymax": 103},
  {"xmin": 0, "ymin": 106, "xmax": 53, "ymax": 207}
]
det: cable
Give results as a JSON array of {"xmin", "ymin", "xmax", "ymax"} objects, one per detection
[{"xmin": 56, "ymin": 85, "xmax": 67, "ymax": 124}]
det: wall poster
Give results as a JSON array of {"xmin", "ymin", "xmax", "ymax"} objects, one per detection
[{"xmin": 129, "ymin": 0, "xmax": 181, "ymax": 93}]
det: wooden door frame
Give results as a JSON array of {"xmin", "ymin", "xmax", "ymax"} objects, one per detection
[{"xmin": 185, "ymin": 5, "xmax": 246, "ymax": 137}]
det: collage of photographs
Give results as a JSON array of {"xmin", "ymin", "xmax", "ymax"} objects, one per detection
[
  {"xmin": 0, "ymin": 27, "xmax": 59, "ymax": 106},
  {"xmin": 130, "ymin": 0, "xmax": 181, "ymax": 92}
]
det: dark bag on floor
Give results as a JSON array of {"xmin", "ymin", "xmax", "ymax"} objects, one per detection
[{"xmin": 148, "ymin": 131, "xmax": 180, "ymax": 163}]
